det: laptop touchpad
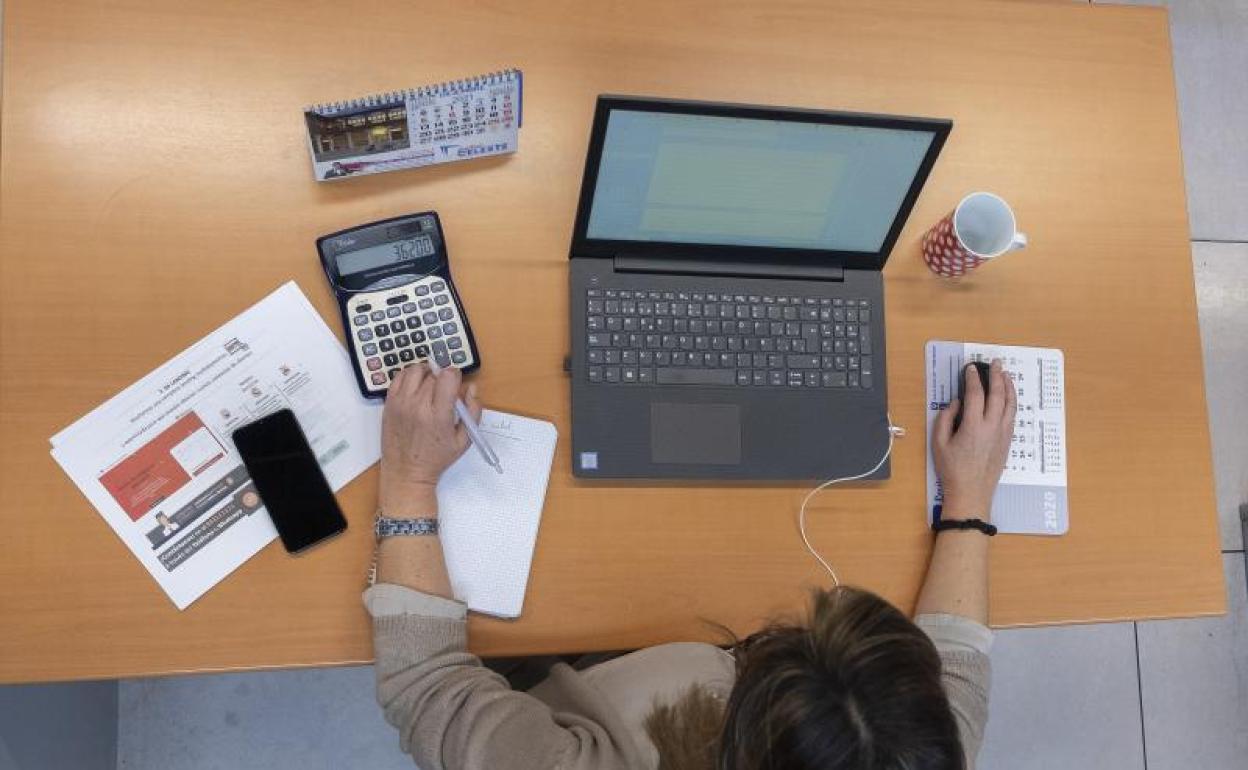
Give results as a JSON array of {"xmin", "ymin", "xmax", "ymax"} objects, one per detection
[{"xmin": 650, "ymin": 403, "xmax": 742, "ymax": 465}]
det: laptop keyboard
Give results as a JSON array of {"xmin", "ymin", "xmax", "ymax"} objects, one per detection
[{"xmin": 584, "ymin": 289, "xmax": 874, "ymax": 389}]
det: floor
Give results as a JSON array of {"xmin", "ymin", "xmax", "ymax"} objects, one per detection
[{"xmin": 4, "ymin": 1, "xmax": 1246, "ymax": 768}]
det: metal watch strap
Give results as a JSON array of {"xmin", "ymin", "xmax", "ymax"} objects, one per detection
[
  {"xmin": 932, "ymin": 517, "xmax": 998, "ymax": 536},
  {"xmin": 368, "ymin": 511, "xmax": 438, "ymax": 587},
  {"xmin": 374, "ymin": 515, "xmax": 439, "ymax": 538}
]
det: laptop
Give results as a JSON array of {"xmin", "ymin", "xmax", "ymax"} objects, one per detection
[{"xmin": 568, "ymin": 96, "xmax": 950, "ymax": 480}]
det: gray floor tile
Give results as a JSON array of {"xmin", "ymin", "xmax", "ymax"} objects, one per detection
[
  {"xmin": 0, "ymin": 681, "xmax": 117, "ymax": 770},
  {"xmin": 977, "ymin": 622, "xmax": 1145, "ymax": 770},
  {"xmin": 1170, "ymin": 0, "xmax": 1248, "ymax": 241},
  {"xmin": 1095, "ymin": 0, "xmax": 1248, "ymax": 240},
  {"xmin": 1137, "ymin": 553, "xmax": 1248, "ymax": 770},
  {"xmin": 1193, "ymin": 242, "xmax": 1248, "ymax": 551},
  {"xmin": 118, "ymin": 665, "xmax": 418, "ymax": 770}
]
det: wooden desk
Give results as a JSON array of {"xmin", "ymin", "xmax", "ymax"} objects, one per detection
[{"xmin": 0, "ymin": 0, "xmax": 1224, "ymax": 684}]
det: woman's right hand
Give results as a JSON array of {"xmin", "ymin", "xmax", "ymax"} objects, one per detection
[
  {"xmin": 931, "ymin": 358, "xmax": 1017, "ymax": 521},
  {"xmin": 378, "ymin": 363, "xmax": 482, "ymax": 518}
]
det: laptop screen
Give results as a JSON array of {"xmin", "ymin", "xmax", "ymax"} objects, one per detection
[{"xmin": 584, "ymin": 109, "xmax": 940, "ymax": 256}]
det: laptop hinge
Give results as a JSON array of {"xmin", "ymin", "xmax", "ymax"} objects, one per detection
[{"xmin": 613, "ymin": 254, "xmax": 844, "ymax": 282}]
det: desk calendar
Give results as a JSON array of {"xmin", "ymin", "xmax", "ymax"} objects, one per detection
[
  {"xmin": 925, "ymin": 340, "xmax": 1069, "ymax": 535},
  {"xmin": 303, "ymin": 69, "xmax": 522, "ymax": 181}
]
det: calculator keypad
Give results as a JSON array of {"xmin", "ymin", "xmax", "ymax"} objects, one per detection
[{"xmin": 348, "ymin": 276, "xmax": 475, "ymax": 394}]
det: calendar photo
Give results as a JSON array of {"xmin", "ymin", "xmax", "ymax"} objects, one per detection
[{"xmin": 305, "ymin": 101, "xmax": 414, "ymax": 179}]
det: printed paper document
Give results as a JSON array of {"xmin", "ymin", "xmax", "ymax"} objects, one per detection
[{"xmin": 51, "ymin": 282, "xmax": 382, "ymax": 609}]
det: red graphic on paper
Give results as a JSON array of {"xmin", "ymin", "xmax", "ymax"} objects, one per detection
[
  {"xmin": 98, "ymin": 412, "xmax": 224, "ymax": 521},
  {"xmin": 922, "ymin": 212, "xmax": 990, "ymax": 278}
]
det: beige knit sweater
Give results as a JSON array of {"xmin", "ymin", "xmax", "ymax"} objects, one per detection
[{"xmin": 366, "ymin": 584, "xmax": 991, "ymax": 770}]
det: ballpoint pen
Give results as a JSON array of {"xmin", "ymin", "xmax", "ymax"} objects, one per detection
[{"xmin": 425, "ymin": 358, "xmax": 503, "ymax": 474}]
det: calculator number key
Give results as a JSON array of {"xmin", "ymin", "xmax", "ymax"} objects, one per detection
[{"xmin": 354, "ymin": 280, "xmax": 476, "ymax": 388}]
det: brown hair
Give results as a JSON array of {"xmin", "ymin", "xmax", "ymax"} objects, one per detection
[{"xmin": 645, "ymin": 587, "xmax": 963, "ymax": 770}]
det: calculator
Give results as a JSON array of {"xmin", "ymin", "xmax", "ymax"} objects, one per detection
[{"xmin": 317, "ymin": 212, "xmax": 481, "ymax": 398}]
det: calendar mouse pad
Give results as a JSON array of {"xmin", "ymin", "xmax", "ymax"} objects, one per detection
[{"xmin": 925, "ymin": 340, "xmax": 1069, "ymax": 535}]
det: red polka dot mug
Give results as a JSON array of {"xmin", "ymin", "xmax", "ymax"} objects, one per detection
[{"xmin": 922, "ymin": 192, "xmax": 1027, "ymax": 277}]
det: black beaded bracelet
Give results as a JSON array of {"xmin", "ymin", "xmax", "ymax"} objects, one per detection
[{"xmin": 932, "ymin": 517, "xmax": 998, "ymax": 536}]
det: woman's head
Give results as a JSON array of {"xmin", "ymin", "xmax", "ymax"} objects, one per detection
[
  {"xmin": 719, "ymin": 586, "xmax": 963, "ymax": 770},
  {"xmin": 646, "ymin": 586, "xmax": 963, "ymax": 770}
]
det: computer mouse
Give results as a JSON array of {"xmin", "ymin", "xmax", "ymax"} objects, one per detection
[{"xmin": 952, "ymin": 361, "xmax": 992, "ymax": 433}]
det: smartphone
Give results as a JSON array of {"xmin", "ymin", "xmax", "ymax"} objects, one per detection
[{"xmin": 232, "ymin": 409, "xmax": 347, "ymax": 554}]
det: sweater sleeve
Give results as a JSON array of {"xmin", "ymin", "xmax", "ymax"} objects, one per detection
[
  {"xmin": 368, "ymin": 586, "xmax": 645, "ymax": 770},
  {"xmin": 914, "ymin": 613, "xmax": 993, "ymax": 769}
]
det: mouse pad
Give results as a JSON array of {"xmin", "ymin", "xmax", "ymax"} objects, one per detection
[
  {"xmin": 925, "ymin": 340, "xmax": 1068, "ymax": 535},
  {"xmin": 650, "ymin": 403, "xmax": 742, "ymax": 465}
]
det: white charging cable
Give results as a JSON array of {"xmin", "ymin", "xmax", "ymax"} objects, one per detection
[{"xmin": 798, "ymin": 414, "xmax": 906, "ymax": 587}]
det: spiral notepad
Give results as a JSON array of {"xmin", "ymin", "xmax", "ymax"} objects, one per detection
[
  {"xmin": 435, "ymin": 410, "xmax": 557, "ymax": 618},
  {"xmin": 303, "ymin": 69, "xmax": 522, "ymax": 181}
]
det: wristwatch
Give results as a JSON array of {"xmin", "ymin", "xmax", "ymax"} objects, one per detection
[
  {"xmin": 367, "ymin": 510, "xmax": 439, "ymax": 587},
  {"xmin": 374, "ymin": 514, "xmax": 439, "ymax": 538}
]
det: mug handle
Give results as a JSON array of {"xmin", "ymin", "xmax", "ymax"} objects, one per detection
[{"xmin": 1010, "ymin": 232, "xmax": 1029, "ymax": 251}]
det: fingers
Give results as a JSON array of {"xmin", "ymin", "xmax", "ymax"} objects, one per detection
[
  {"xmin": 1001, "ymin": 367, "xmax": 1018, "ymax": 439},
  {"xmin": 383, "ymin": 367, "xmax": 421, "ymax": 430},
  {"xmin": 398, "ymin": 362, "xmax": 428, "ymax": 398},
  {"xmin": 410, "ymin": 362, "xmax": 439, "ymax": 413},
  {"xmin": 962, "ymin": 363, "xmax": 985, "ymax": 425},
  {"xmin": 462, "ymin": 382, "xmax": 484, "ymax": 423},
  {"xmin": 933, "ymin": 397, "xmax": 958, "ymax": 447},
  {"xmin": 984, "ymin": 359, "xmax": 1007, "ymax": 422},
  {"xmin": 430, "ymin": 365, "xmax": 462, "ymax": 428}
]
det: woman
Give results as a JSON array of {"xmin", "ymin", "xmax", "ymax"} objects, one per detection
[{"xmin": 366, "ymin": 359, "xmax": 1016, "ymax": 770}]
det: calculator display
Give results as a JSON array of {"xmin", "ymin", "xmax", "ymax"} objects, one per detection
[{"xmin": 336, "ymin": 235, "xmax": 435, "ymax": 276}]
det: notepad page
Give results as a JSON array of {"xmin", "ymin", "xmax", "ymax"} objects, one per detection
[{"xmin": 435, "ymin": 410, "xmax": 558, "ymax": 618}]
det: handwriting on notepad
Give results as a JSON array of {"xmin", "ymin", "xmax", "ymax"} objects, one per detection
[{"xmin": 482, "ymin": 413, "xmax": 515, "ymax": 432}]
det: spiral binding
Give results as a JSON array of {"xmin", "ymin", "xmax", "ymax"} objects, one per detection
[{"xmin": 306, "ymin": 68, "xmax": 519, "ymax": 116}]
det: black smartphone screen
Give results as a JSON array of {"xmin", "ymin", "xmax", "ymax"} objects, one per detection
[{"xmin": 232, "ymin": 409, "xmax": 347, "ymax": 554}]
